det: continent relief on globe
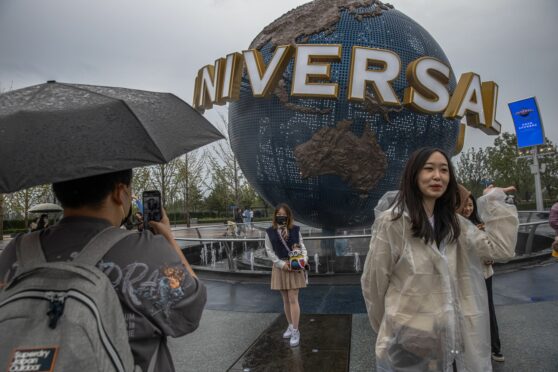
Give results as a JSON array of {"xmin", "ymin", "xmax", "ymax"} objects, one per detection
[
  {"xmin": 250, "ymin": 0, "xmax": 393, "ymax": 50},
  {"xmin": 250, "ymin": 0, "xmax": 394, "ymax": 115},
  {"xmin": 294, "ymin": 120, "xmax": 387, "ymax": 195}
]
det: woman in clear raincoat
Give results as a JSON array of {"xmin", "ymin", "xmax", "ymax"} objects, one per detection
[{"xmin": 361, "ymin": 147, "xmax": 518, "ymax": 372}]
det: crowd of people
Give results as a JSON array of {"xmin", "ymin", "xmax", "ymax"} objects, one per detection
[
  {"xmin": 1, "ymin": 146, "xmax": 541, "ymax": 371},
  {"xmin": 225, "ymin": 206, "xmax": 255, "ymax": 236}
]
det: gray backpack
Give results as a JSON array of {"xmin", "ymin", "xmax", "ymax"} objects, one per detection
[{"xmin": 0, "ymin": 227, "xmax": 145, "ymax": 372}]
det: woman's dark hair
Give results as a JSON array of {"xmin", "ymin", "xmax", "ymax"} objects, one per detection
[
  {"xmin": 466, "ymin": 194, "xmax": 483, "ymax": 225},
  {"xmin": 53, "ymin": 169, "xmax": 133, "ymax": 209},
  {"xmin": 392, "ymin": 147, "xmax": 460, "ymax": 246},
  {"xmin": 272, "ymin": 203, "xmax": 294, "ymax": 230}
]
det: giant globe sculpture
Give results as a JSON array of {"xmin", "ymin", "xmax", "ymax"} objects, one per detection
[{"xmin": 229, "ymin": 0, "xmax": 459, "ymax": 230}]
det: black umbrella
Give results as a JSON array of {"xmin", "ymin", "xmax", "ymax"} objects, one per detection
[{"xmin": 0, "ymin": 81, "xmax": 224, "ymax": 193}]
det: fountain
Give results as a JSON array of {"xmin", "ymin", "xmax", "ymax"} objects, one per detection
[
  {"xmin": 174, "ymin": 210, "xmax": 550, "ymax": 279},
  {"xmin": 354, "ymin": 253, "xmax": 361, "ymax": 273},
  {"xmin": 211, "ymin": 247, "xmax": 216, "ymax": 268},
  {"xmin": 200, "ymin": 243, "xmax": 208, "ymax": 266}
]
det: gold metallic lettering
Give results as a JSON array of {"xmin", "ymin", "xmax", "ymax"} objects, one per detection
[
  {"xmin": 193, "ymin": 74, "xmax": 202, "ymax": 112},
  {"xmin": 444, "ymin": 72, "xmax": 486, "ymax": 127},
  {"xmin": 348, "ymin": 46, "xmax": 401, "ymax": 105},
  {"xmin": 243, "ymin": 45, "xmax": 293, "ymax": 97},
  {"xmin": 219, "ymin": 52, "xmax": 244, "ymax": 104},
  {"xmin": 403, "ymin": 57, "xmax": 450, "ymax": 114},
  {"xmin": 454, "ymin": 123, "xmax": 466, "ymax": 155},
  {"xmin": 192, "ymin": 46, "xmax": 502, "ymax": 142},
  {"xmin": 480, "ymin": 81, "xmax": 501, "ymax": 135},
  {"xmin": 196, "ymin": 58, "xmax": 226, "ymax": 110},
  {"xmin": 291, "ymin": 44, "xmax": 341, "ymax": 98}
]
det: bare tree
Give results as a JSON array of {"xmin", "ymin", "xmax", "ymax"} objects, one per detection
[
  {"xmin": 149, "ymin": 158, "xmax": 182, "ymax": 208},
  {"xmin": 204, "ymin": 156, "xmax": 235, "ymax": 215},
  {"xmin": 5, "ymin": 185, "xmax": 51, "ymax": 228},
  {"xmin": 176, "ymin": 150, "xmax": 205, "ymax": 226},
  {"xmin": 204, "ymin": 110, "xmax": 245, "ymax": 211},
  {"xmin": 133, "ymin": 154, "xmax": 205, "ymax": 226},
  {"xmin": 132, "ymin": 166, "xmax": 153, "ymax": 202},
  {"xmin": 455, "ymin": 147, "xmax": 490, "ymax": 197}
]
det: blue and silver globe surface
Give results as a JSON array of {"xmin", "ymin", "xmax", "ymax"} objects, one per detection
[{"xmin": 229, "ymin": 0, "xmax": 459, "ymax": 230}]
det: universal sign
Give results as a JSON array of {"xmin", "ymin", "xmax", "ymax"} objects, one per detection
[{"xmin": 193, "ymin": 45, "xmax": 501, "ymax": 141}]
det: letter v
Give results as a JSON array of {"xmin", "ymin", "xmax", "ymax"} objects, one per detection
[{"xmin": 243, "ymin": 45, "xmax": 293, "ymax": 97}]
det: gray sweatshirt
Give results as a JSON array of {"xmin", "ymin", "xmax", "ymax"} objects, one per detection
[{"xmin": 0, "ymin": 216, "xmax": 206, "ymax": 372}]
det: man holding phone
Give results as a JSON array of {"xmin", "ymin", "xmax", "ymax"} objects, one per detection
[
  {"xmin": 143, "ymin": 190, "xmax": 163, "ymax": 230},
  {"xmin": 0, "ymin": 170, "xmax": 206, "ymax": 372}
]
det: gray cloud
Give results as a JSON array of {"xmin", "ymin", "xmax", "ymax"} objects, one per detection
[{"xmin": 1, "ymin": 0, "xmax": 556, "ymax": 152}]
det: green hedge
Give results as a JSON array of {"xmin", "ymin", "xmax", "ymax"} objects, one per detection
[
  {"xmin": 4, "ymin": 229, "xmax": 26, "ymax": 236},
  {"xmin": 2, "ymin": 220, "xmax": 31, "ymax": 236},
  {"xmin": 3, "ymin": 220, "xmax": 27, "ymax": 230},
  {"xmin": 166, "ymin": 211, "xmax": 227, "ymax": 220},
  {"xmin": 166, "ymin": 210, "xmax": 270, "ymax": 221}
]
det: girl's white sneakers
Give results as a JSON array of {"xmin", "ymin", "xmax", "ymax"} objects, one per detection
[
  {"xmin": 282, "ymin": 324, "xmax": 293, "ymax": 339},
  {"xmin": 289, "ymin": 329, "xmax": 300, "ymax": 347}
]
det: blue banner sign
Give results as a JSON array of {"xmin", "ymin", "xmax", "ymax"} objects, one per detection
[{"xmin": 508, "ymin": 97, "xmax": 544, "ymax": 148}]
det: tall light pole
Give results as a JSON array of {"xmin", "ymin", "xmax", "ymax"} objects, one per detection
[
  {"xmin": 518, "ymin": 144, "xmax": 555, "ymax": 210},
  {"xmin": 509, "ymin": 97, "xmax": 546, "ymax": 210},
  {"xmin": 531, "ymin": 146, "xmax": 543, "ymax": 211}
]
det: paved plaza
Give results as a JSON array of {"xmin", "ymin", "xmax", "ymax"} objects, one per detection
[
  {"xmin": 1, "ymin": 236, "xmax": 557, "ymax": 371},
  {"xmin": 167, "ymin": 259, "xmax": 558, "ymax": 371}
]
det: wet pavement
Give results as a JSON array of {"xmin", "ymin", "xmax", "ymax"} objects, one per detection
[
  {"xmin": 2, "ymin": 234, "xmax": 558, "ymax": 371},
  {"xmin": 228, "ymin": 314, "xmax": 352, "ymax": 371},
  {"xmin": 166, "ymin": 259, "xmax": 558, "ymax": 371}
]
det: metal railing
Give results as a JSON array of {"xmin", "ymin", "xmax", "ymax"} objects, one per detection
[
  {"xmin": 518, "ymin": 210, "xmax": 549, "ymax": 223},
  {"xmin": 174, "ymin": 213, "xmax": 553, "ymax": 273},
  {"xmin": 173, "ymin": 221, "xmax": 367, "ymax": 239}
]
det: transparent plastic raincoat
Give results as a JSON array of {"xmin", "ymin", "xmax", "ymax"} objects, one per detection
[{"xmin": 361, "ymin": 189, "xmax": 518, "ymax": 371}]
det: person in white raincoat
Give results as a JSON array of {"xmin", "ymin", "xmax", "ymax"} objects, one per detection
[{"xmin": 361, "ymin": 147, "xmax": 518, "ymax": 372}]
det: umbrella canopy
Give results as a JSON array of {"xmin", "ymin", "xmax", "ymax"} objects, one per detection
[
  {"xmin": 0, "ymin": 81, "xmax": 224, "ymax": 193},
  {"xmin": 28, "ymin": 203, "xmax": 63, "ymax": 214}
]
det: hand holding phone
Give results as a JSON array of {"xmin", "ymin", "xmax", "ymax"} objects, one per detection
[{"xmin": 142, "ymin": 190, "xmax": 162, "ymax": 231}]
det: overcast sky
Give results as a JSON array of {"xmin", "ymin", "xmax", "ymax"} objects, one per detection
[{"xmin": 1, "ymin": 0, "xmax": 556, "ymax": 154}]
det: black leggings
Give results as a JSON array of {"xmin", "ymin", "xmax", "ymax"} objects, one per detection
[{"xmin": 485, "ymin": 276, "xmax": 502, "ymax": 353}]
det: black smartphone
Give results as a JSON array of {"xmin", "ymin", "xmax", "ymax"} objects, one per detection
[{"xmin": 142, "ymin": 190, "xmax": 162, "ymax": 230}]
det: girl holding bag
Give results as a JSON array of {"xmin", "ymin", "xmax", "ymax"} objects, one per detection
[{"xmin": 265, "ymin": 203, "xmax": 308, "ymax": 347}]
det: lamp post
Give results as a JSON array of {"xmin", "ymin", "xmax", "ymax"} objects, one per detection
[{"xmin": 517, "ymin": 144, "xmax": 555, "ymax": 210}]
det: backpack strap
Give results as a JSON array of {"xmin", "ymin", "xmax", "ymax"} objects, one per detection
[
  {"xmin": 73, "ymin": 227, "xmax": 135, "ymax": 266},
  {"xmin": 146, "ymin": 341, "xmax": 161, "ymax": 372},
  {"xmin": 14, "ymin": 228, "xmax": 135, "ymax": 272},
  {"xmin": 15, "ymin": 231, "xmax": 47, "ymax": 272}
]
